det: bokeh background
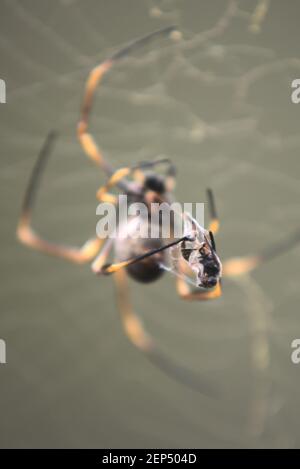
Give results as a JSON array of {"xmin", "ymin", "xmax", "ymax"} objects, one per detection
[{"xmin": 0, "ymin": 0, "xmax": 300, "ymax": 448}]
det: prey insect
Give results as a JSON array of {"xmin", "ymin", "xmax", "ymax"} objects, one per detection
[
  {"xmin": 17, "ymin": 26, "xmax": 300, "ymax": 394},
  {"xmin": 179, "ymin": 214, "xmax": 222, "ymax": 289}
]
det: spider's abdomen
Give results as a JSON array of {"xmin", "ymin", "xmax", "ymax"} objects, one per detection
[
  {"xmin": 115, "ymin": 217, "xmax": 166, "ymax": 283},
  {"xmin": 126, "ymin": 255, "xmax": 165, "ymax": 283}
]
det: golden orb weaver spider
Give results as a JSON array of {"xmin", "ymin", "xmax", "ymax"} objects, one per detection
[{"xmin": 17, "ymin": 26, "xmax": 300, "ymax": 394}]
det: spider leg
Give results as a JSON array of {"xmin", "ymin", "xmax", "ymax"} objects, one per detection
[
  {"xmin": 114, "ymin": 268, "xmax": 217, "ymax": 396},
  {"xmin": 91, "ymin": 238, "xmax": 114, "ymax": 273},
  {"xmin": 77, "ymin": 26, "xmax": 177, "ymax": 179},
  {"xmin": 114, "ymin": 269, "xmax": 152, "ymax": 351},
  {"xmin": 223, "ymin": 229, "xmax": 300, "ymax": 277},
  {"xmin": 176, "ymin": 259, "xmax": 222, "ymax": 300},
  {"xmin": 206, "ymin": 188, "xmax": 220, "ymax": 235},
  {"xmin": 96, "ymin": 236, "xmax": 188, "ymax": 275},
  {"xmin": 17, "ymin": 131, "xmax": 103, "ymax": 264},
  {"xmin": 96, "ymin": 167, "xmax": 132, "ymax": 203}
]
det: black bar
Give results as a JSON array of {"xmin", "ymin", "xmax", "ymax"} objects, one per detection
[{"xmin": 0, "ymin": 448, "xmax": 295, "ymax": 465}]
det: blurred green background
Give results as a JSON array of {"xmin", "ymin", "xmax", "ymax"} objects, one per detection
[{"xmin": 0, "ymin": 0, "xmax": 300, "ymax": 448}]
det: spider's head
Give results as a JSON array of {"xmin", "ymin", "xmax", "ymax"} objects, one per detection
[{"xmin": 144, "ymin": 173, "xmax": 166, "ymax": 195}]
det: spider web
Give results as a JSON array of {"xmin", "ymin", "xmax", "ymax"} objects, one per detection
[{"xmin": 1, "ymin": 0, "xmax": 300, "ymax": 449}]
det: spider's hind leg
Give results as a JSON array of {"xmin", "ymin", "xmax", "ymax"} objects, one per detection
[
  {"xmin": 114, "ymin": 268, "xmax": 217, "ymax": 396},
  {"xmin": 223, "ymin": 229, "xmax": 300, "ymax": 277}
]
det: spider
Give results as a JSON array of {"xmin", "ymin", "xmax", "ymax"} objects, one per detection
[{"xmin": 17, "ymin": 26, "xmax": 300, "ymax": 394}]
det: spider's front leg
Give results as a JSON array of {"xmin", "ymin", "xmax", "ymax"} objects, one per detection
[
  {"xmin": 96, "ymin": 167, "xmax": 133, "ymax": 204},
  {"xmin": 93, "ymin": 236, "xmax": 189, "ymax": 275},
  {"xmin": 17, "ymin": 132, "xmax": 103, "ymax": 264},
  {"xmin": 77, "ymin": 26, "xmax": 178, "ymax": 180}
]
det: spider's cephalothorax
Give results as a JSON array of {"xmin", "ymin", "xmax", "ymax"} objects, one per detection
[{"xmin": 144, "ymin": 173, "xmax": 166, "ymax": 195}]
